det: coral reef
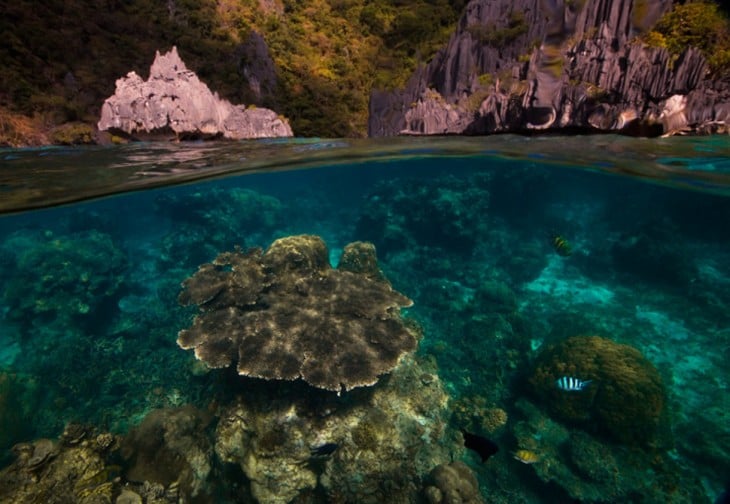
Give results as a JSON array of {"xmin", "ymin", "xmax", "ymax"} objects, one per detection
[
  {"xmin": 0, "ymin": 422, "xmax": 203, "ymax": 504},
  {"xmin": 0, "ymin": 427, "xmax": 122, "ymax": 503},
  {"xmin": 355, "ymin": 174, "xmax": 490, "ymax": 257},
  {"xmin": 120, "ymin": 406, "xmax": 214, "ymax": 498},
  {"xmin": 336, "ymin": 240, "xmax": 387, "ymax": 281},
  {"xmin": 451, "ymin": 394, "xmax": 508, "ymax": 435},
  {"xmin": 472, "ymin": 281, "xmax": 518, "ymax": 315},
  {"xmin": 155, "ymin": 187, "xmax": 284, "ymax": 271},
  {"xmin": 510, "ymin": 399, "xmax": 706, "ymax": 502},
  {"xmin": 529, "ymin": 335, "xmax": 666, "ymax": 445},
  {"xmin": 0, "ymin": 229, "xmax": 128, "ymax": 331},
  {"xmin": 423, "ymin": 461, "xmax": 484, "ymax": 504},
  {"xmin": 177, "ymin": 234, "xmax": 418, "ymax": 392},
  {"xmin": 215, "ymin": 356, "xmax": 456, "ymax": 504}
]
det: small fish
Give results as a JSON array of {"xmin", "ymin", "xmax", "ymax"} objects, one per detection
[
  {"xmin": 461, "ymin": 429, "xmax": 499, "ymax": 462},
  {"xmin": 551, "ymin": 234, "xmax": 572, "ymax": 257},
  {"xmin": 310, "ymin": 442, "xmax": 338, "ymax": 458},
  {"xmin": 512, "ymin": 449, "xmax": 540, "ymax": 464},
  {"xmin": 556, "ymin": 376, "xmax": 592, "ymax": 391}
]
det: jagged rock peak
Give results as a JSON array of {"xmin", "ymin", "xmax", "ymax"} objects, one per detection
[
  {"xmin": 98, "ymin": 46, "xmax": 293, "ymax": 141},
  {"xmin": 148, "ymin": 46, "xmax": 190, "ymax": 81}
]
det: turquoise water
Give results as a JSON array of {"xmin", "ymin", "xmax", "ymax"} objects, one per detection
[{"xmin": 0, "ymin": 136, "xmax": 729, "ymax": 503}]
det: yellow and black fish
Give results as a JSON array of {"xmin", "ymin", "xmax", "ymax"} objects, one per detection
[
  {"xmin": 551, "ymin": 234, "xmax": 572, "ymax": 257},
  {"xmin": 512, "ymin": 449, "xmax": 540, "ymax": 464}
]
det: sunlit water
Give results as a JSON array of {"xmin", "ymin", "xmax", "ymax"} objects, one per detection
[{"xmin": 0, "ymin": 136, "xmax": 729, "ymax": 503}]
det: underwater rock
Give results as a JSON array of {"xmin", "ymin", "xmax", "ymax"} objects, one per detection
[
  {"xmin": 529, "ymin": 335, "xmax": 666, "ymax": 445},
  {"xmin": 423, "ymin": 461, "xmax": 484, "ymax": 504},
  {"xmin": 177, "ymin": 234, "xmax": 418, "ymax": 392},
  {"xmin": 120, "ymin": 405, "xmax": 213, "ymax": 498},
  {"xmin": 98, "ymin": 46, "xmax": 293, "ymax": 140},
  {"xmin": 214, "ymin": 355, "xmax": 455, "ymax": 504}
]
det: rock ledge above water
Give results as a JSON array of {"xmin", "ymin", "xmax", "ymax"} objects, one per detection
[{"xmin": 98, "ymin": 47, "xmax": 293, "ymax": 140}]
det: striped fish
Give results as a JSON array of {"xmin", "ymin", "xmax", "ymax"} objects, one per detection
[
  {"xmin": 513, "ymin": 449, "xmax": 540, "ymax": 464},
  {"xmin": 555, "ymin": 376, "xmax": 592, "ymax": 391},
  {"xmin": 551, "ymin": 234, "xmax": 572, "ymax": 257}
]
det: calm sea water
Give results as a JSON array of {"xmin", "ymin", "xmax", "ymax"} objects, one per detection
[{"xmin": 0, "ymin": 136, "xmax": 729, "ymax": 503}]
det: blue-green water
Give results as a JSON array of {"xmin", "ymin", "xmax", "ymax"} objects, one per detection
[{"xmin": 0, "ymin": 136, "xmax": 729, "ymax": 503}]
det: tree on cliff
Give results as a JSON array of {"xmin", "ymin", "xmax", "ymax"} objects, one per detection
[{"xmin": 0, "ymin": 0, "xmax": 462, "ymax": 143}]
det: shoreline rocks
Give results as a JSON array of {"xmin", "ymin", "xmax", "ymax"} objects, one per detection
[
  {"xmin": 368, "ymin": 0, "xmax": 730, "ymax": 137},
  {"xmin": 98, "ymin": 46, "xmax": 293, "ymax": 141}
]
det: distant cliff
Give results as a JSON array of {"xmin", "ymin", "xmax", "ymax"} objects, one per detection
[
  {"xmin": 0, "ymin": 0, "xmax": 462, "ymax": 145},
  {"xmin": 1, "ymin": 0, "xmax": 728, "ymax": 144},
  {"xmin": 369, "ymin": 0, "xmax": 730, "ymax": 137},
  {"xmin": 98, "ymin": 47, "xmax": 292, "ymax": 140}
]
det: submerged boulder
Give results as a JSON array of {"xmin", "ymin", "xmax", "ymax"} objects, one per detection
[
  {"xmin": 98, "ymin": 46, "xmax": 292, "ymax": 140},
  {"xmin": 177, "ymin": 235, "xmax": 418, "ymax": 393}
]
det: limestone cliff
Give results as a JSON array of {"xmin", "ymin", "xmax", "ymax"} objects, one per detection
[
  {"xmin": 368, "ymin": 0, "xmax": 730, "ymax": 137},
  {"xmin": 98, "ymin": 47, "xmax": 293, "ymax": 141}
]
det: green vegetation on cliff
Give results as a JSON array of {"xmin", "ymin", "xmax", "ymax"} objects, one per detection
[
  {"xmin": 0, "ymin": 0, "xmax": 462, "ymax": 141},
  {"xmin": 2, "ymin": 0, "xmax": 727, "ymax": 144},
  {"xmin": 645, "ymin": 0, "xmax": 730, "ymax": 75}
]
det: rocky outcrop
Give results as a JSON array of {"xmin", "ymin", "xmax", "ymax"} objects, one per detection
[
  {"xmin": 368, "ymin": 0, "xmax": 730, "ymax": 137},
  {"xmin": 98, "ymin": 46, "xmax": 292, "ymax": 140}
]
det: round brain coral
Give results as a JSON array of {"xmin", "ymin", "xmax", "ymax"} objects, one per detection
[
  {"xmin": 529, "ymin": 335, "xmax": 666, "ymax": 445},
  {"xmin": 177, "ymin": 235, "xmax": 417, "ymax": 393}
]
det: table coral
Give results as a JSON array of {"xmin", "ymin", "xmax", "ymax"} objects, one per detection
[
  {"xmin": 177, "ymin": 234, "xmax": 418, "ymax": 392},
  {"xmin": 529, "ymin": 335, "xmax": 666, "ymax": 445}
]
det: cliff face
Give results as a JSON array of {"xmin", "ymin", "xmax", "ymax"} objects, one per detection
[
  {"xmin": 0, "ymin": 0, "xmax": 464, "ymax": 144},
  {"xmin": 368, "ymin": 0, "xmax": 730, "ymax": 137}
]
